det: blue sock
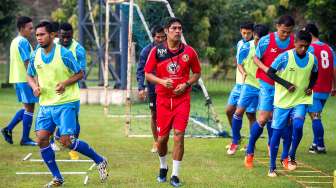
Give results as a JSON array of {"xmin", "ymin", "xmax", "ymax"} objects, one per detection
[
  {"xmin": 21, "ymin": 111, "xmax": 33, "ymax": 141},
  {"xmin": 40, "ymin": 145, "xmax": 62, "ymax": 179},
  {"xmin": 281, "ymin": 125, "xmax": 291, "ymax": 160},
  {"xmin": 312, "ymin": 119, "xmax": 324, "ymax": 147},
  {"xmin": 289, "ymin": 118, "xmax": 304, "ymax": 159},
  {"xmin": 266, "ymin": 120, "xmax": 273, "ymax": 146},
  {"xmin": 70, "ymin": 139, "xmax": 104, "ymax": 164},
  {"xmin": 231, "ymin": 114, "xmax": 243, "ymax": 144},
  {"xmin": 270, "ymin": 129, "xmax": 282, "ymax": 171},
  {"xmin": 6, "ymin": 109, "xmax": 24, "ymax": 131},
  {"xmin": 246, "ymin": 121, "xmax": 263, "ymax": 154}
]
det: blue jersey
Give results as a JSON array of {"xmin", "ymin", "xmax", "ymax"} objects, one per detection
[
  {"xmin": 18, "ymin": 36, "xmax": 32, "ymax": 63},
  {"xmin": 256, "ymin": 32, "xmax": 292, "ymax": 59},
  {"xmin": 27, "ymin": 44, "xmax": 81, "ymax": 77},
  {"xmin": 72, "ymin": 43, "xmax": 86, "ymax": 73},
  {"xmin": 271, "ymin": 50, "xmax": 318, "ymax": 72},
  {"xmin": 136, "ymin": 42, "xmax": 156, "ymax": 95},
  {"xmin": 237, "ymin": 42, "xmax": 251, "ymax": 65}
]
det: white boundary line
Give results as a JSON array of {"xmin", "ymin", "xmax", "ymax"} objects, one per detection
[
  {"xmin": 88, "ymin": 163, "xmax": 96, "ymax": 171},
  {"xmin": 22, "ymin": 153, "xmax": 32, "ymax": 161},
  {"xmin": 84, "ymin": 175, "xmax": 89, "ymax": 185},
  {"xmin": 297, "ymin": 181, "xmax": 333, "ymax": 184},
  {"xmin": 16, "ymin": 172, "xmax": 87, "ymax": 175},
  {"xmin": 28, "ymin": 159, "xmax": 93, "ymax": 163}
]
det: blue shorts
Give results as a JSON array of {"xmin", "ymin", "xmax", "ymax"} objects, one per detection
[
  {"xmin": 257, "ymin": 81, "xmax": 274, "ymax": 112},
  {"xmin": 237, "ymin": 84, "xmax": 259, "ymax": 113},
  {"xmin": 35, "ymin": 102, "xmax": 78, "ymax": 136},
  {"xmin": 272, "ymin": 104, "xmax": 307, "ymax": 130},
  {"xmin": 15, "ymin": 83, "xmax": 38, "ymax": 103},
  {"xmin": 227, "ymin": 84, "xmax": 242, "ymax": 106},
  {"xmin": 307, "ymin": 97, "xmax": 327, "ymax": 113}
]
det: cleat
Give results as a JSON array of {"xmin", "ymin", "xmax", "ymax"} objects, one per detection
[
  {"xmin": 20, "ymin": 138, "xmax": 37, "ymax": 146},
  {"xmin": 288, "ymin": 157, "xmax": 297, "ymax": 171},
  {"xmin": 51, "ymin": 143, "xmax": 60, "ymax": 151},
  {"xmin": 157, "ymin": 168, "xmax": 168, "ymax": 183},
  {"xmin": 151, "ymin": 142, "xmax": 158, "ymax": 153},
  {"xmin": 44, "ymin": 177, "xmax": 64, "ymax": 187},
  {"xmin": 68, "ymin": 150, "xmax": 79, "ymax": 160},
  {"xmin": 170, "ymin": 175, "xmax": 181, "ymax": 187},
  {"xmin": 308, "ymin": 144, "xmax": 317, "ymax": 154},
  {"xmin": 244, "ymin": 154, "xmax": 254, "ymax": 169},
  {"xmin": 1, "ymin": 128, "xmax": 13, "ymax": 144},
  {"xmin": 316, "ymin": 147, "xmax": 327, "ymax": 154},
  {"xmin": 227, "ymin": 143, "xmax": 239, "ymax": 155},
  {"xmin": 268, "ymin": 169, "xmax": 277, "ymax": 177},
  {"xmin": 97, "ymin": 159, "xmax": 109, "ymax": 182},
  {"xmin": 281, "ymin": 158, "xmax": 290, "ymax": 170}
]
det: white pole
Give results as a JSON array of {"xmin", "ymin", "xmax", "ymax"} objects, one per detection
[
  {"xmin": 125, "ymin": 0, "xmax": 134, "ymax": 137},
  {"xmin": 103, "ymin": 1, "xmax": 110, "ymax": 115}
]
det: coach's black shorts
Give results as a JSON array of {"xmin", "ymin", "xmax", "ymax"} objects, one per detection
[{"xmin": 148, "ymin": 94, "xmax": 156, "ymax": 112}]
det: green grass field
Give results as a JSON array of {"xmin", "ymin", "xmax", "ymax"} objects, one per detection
[{"xmin": 1, "ymin": 83, "xmax": 336, "ymax": 187}]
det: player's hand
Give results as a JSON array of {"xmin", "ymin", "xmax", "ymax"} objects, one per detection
[
  {"xmin": 242, "ymin": 72, "xmax": 247, "ymax": 82},
  {"xmin": 288, "ymin": 84, "xmax": 296, "ymax": 93},
  {"xmin": 161, "ymin": 78, "xmax": 173, "ymax": 89},
  {"xmin": 173, "ymin": 83, "xmax": 187, "ymax": 95},
  {"xmin": 331, "ymin": 89, "xmax": 336, "ymax": 96},
  {"xmin": 33, "ymin": 87, "xmax": 41, "ymax": 97},
  {"xmin": 138, "ymin": 89, "xmax": 147, "ymax": 101},
  {"xmin": 55, "ymin": 82, "xmax": 66, "ymax": 95},
  {"xmin": 305, "ymin": 88, "xmax": 313, "ymax": 96}
]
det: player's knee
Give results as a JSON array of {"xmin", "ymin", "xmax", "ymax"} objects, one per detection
[
  {"xmin": 173, "ymin": 131, "xmax": 184, "ymax": 143},
  {"xmin": 246, "ymin": 112, "xmax": 256, "ymax": 119},
  {"xmin": 312, "ymin": 113, "xmax": 320, "ymax": 120},
  {"xmin": 257, "ymin": 117, "xmax": 268, "ymax": 126},
  {"xmin": 293, "ymin": 117, "xmax": 304, "ymax": 129},
  {"xmin": 36, "ymin": 136, "xmax": 49, "ymax": 148},
  {"xmin": 226, "ymin": 106, "xmax": 235, "ymax": 116},
  {"xmin": 235, "ymin": 108, "xmax": 245, "ymax": 117},
  {"xmin": 59, "ymin": 136, "xmax": 72, "ymax": 148}
]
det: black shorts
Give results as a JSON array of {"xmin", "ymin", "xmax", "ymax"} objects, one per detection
[{"xmin": 148, "ymin": 94, "xmax": 156, "ymax": 112}]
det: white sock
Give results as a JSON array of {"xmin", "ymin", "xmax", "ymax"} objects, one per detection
[
  {"xmin": 159, "ymin": 155, "xmax": 168, "ymax": 169},
  {"xmin": 172, "ymin": 160, "xmax": 181, "ymax": 177}
]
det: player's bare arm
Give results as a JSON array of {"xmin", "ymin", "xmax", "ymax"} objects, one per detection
[
  {"xmin": 56, "ymin": 70, "xmax": 83, "ymax": 94},
  {"xmin": 145, "ymin": 72, "xmax": 173, "ymax": 89},
  {"xmin": 253, "ymin": 55, "xmax": 269, "ymax": 73},
  {"xmin": 27, "ymin": 75, "xmax": 41, "ymax": 97},
  {"xmin": 173, "ymin": 72, "xmax": 201, "ymax": 95}
]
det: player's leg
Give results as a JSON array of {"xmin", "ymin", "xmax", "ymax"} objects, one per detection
[
  {"xmin": 288, "ymin": 104, "xmax": 307, "ymax": 169},
  {"xmin": 308, "ymin": 98, "xmax": 326, "ymax": 154},
  {"xmin": 156, "ymin": 97, "xmax": 171, "ymax": 183},
  {"xmin": 69, "ymin": 101, "xmax": 81, "ymax": 159},
  {"xmin": 280, "ymin": 121, "xmax": 295, "ymax": 171},
  {"xmin": 269, "ymin": 107, "xmax": 290, "ymax": 177},
  {"xmin": 56, "ymin": 104, "xmax": 108, "ymax": 182},
  {"xmin": 1, "ymin": 84, "xmax": 28, "ymax": 144},
  {"xmin": 170, "ymin": 97, "xmax": 190, "ymax": 187},
  {"xmin": 225, "ymin": 84, "xmax": 241, "ymax": 128},
  {"xmin": 228, "ymin": 84, "xmax": 256, "ymax": 155},
  {"xmin": 149, "ymin": 94, "xmax": 158, "ymax": 153},
  {"xmin": 35, "ymin": 106, "xmax": 64, "ymax": 187}
]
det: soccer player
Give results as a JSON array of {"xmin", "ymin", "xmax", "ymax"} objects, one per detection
[
  {"xmin": 1, "ymin": 16, "xmax": 38, "ymax": 146},
  {"xmin": 304, "ymin": 23, "xmax": 336, "ymax": 154},
  {"xmin": 136, "ymin": 25, "xmax": 166, "ymax": 153},
  {"xmin": 27, "ymin": 21, "xmax": 108, "ymax": 187},
  {"xmin": 225, "ymin": 22, "xmax": 255, "ymax": 135},
  {"xmin": 144, "ymin": 17, "xmax": 201, "ymax": 187},
  {"xmin": 53, "ymin": 22, "xmax": 87, "ymax": 160},
  {"xmin": 266, "ymin": 30, "xmax": 318, "ymax": 177},
  {"xmin": 247, "ymin": 15, "xmax": 295, "ymax": 159},
  {"xmin": 228, "ymin": 24, "xmax": 269, "ymax": 156}
]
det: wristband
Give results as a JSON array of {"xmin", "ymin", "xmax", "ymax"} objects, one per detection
[{"xmin": 185, "ymin": 82, "xmax": 191, "ymax": 88}]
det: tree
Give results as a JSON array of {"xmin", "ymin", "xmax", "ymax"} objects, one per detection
[{"xmin": 0, "ymin": 0, "xmax": 19, "ymax": 46}]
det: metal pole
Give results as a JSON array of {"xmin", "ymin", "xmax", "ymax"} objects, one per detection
[
  {"xmin": 78, "ymin": 0, "xmax": 85, "ymax": 45},
  {"xmin": 103, "ymin": 1, "xmax": 110, "ymax": 115},
  {"xmin": 125, "ymin": 0, "xmax": 134, "ymax": 137}
]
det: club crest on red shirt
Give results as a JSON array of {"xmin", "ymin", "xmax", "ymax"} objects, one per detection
[{"xmin": 167, "ymin": 62, "xmax": 180, "ymax": 74}]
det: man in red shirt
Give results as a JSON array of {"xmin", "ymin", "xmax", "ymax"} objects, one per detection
[{"xmin": 145, "ymin": 17, "xmax": 201, "ymax": 187}]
